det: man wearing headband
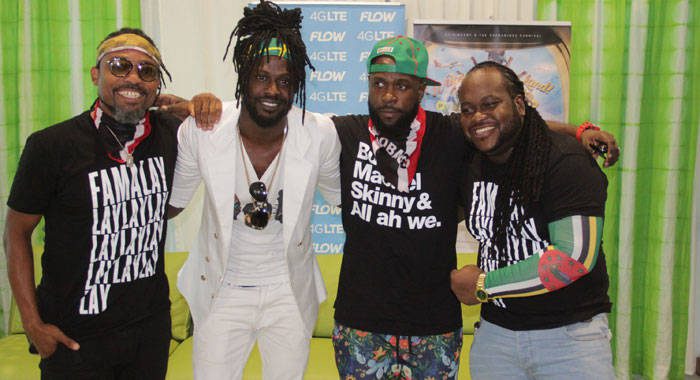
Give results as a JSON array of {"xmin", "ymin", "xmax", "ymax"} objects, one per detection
[
  {"xmin": 5, "ymin": 28, "xmax": 180, "ymax": 379},
  {"xmin": 186, "ymin": 34, "xmax": 619, "ymax": 378},
  {"xmin": 166, "ymin": 1, "xmax": 340, "ymax": 378}
]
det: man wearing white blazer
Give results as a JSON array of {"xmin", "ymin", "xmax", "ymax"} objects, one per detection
[{"xmin": 166, "ymin": 2, "xmax": 340, "ymax": 379}]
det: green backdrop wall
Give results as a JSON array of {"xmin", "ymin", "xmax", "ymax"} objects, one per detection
[{"xmin": 539, "ymin": 1, "xmax": 699, "ymax": 379}]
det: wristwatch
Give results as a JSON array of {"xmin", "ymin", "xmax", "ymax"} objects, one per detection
[{"xmin": 474, "ymin": 272, "xmax": 489, "ymax": 303}]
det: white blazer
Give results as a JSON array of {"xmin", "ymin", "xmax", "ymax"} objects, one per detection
[{"xmin": 169, "ymin": 102, "xmax": 341, "ymax": 334}]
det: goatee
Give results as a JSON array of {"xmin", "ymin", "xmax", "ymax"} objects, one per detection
[
  {"xmin": 101, "ymin": 84, "xmax": 152, "ymax": 124},
  {"xmin": 100, "ymin": 100, "xmax": 146, "ymax": 125},
  {"xmin": 368, "ymin": 102, "xmax": 419, "ymax": 140},
  {"xmin": 243, "ymin": 95, "xmax": 292, "ymax": 128}
]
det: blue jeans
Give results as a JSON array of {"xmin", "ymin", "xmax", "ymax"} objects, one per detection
[{"xmin": 470, "ymin": 313, "xmax": 614, "ymax": 380}]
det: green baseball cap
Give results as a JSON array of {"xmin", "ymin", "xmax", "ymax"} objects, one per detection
[{"xmin": 367, "ymin": 35, "xmax": 440, "ymax": 86}]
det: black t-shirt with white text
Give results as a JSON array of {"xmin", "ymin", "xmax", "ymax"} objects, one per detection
[
  {"xmin": 463, "ymin": 130, "xmax": 612, "ymax": 330},
  {"xmin": 7, "ymin": 110, "xmax": 179, "ymax": 340},
  {"xmin": 332, "ymin": 112, "xmax": 465, "ymax": 336}
]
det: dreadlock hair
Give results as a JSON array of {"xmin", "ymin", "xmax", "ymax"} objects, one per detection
[
  {"xmin": 468, "ymin": 61, "xmax": 552, "ymax": 257},
  {"xmin": 97, "ymin": 27, "xmax": 173, "ymax": 88},
  {"xmin": 223, "ymin": 0, "xmax": 314, "ymax": 117}
]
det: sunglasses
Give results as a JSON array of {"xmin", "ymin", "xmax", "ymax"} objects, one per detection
[
  {"xmin": 242, "ymin": 182, "xmax": 272, "ymax": 229},
  {"xmin": 104, "ymin": 56, "xmax": 160, "ymax": 82}
]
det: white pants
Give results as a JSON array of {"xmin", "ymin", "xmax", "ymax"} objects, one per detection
[{"xmin": 193, "ymin": 282, "xmax": 310, "ymax": 380}]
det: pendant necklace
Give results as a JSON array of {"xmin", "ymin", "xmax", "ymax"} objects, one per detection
[
  {"xmin": 89, "ymin": 99, "xmax": 151, "ymax": 168},
  {"xmin": 103, "ymin": 124, "xmax": 134, "ymax": 167},
  {"xmin": 238, "ymin": 123, "xmax": 288, "ymax": 188}
]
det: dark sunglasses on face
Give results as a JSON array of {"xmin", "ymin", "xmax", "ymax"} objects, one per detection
[
  {"xmin": 104, "ymin": 56, "xmax": 160, "ymax": 82},
  {"xmin": 242, "ymin": 181, "xmax": 272, "ymax": 230}
]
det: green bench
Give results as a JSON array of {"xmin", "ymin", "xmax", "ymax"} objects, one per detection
[{"xmin": 0, "ymin": 251, "xmax": 480, "ymax": 379}]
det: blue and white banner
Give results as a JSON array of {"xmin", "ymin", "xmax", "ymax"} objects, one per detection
[
  {"xmin": 279, "ymin": 2, "xmax": 406, "ymax": 115},
  {"xmin": 272, "ymin": 2, "xmax": 406, "ymax": 254}
]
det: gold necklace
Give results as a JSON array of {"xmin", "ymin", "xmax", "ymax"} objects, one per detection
[
  {"xmin": 238, "ymin": 123, "xmax": 288, "ymax": 191},
  {"xmin": 103, "ymin": 124, "xmax": 134, "ymax": 167}
]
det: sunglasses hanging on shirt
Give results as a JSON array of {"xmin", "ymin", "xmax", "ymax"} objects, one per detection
[
  {"xmin": 238, "ymin": 124, "xmax": 287, "ymax": 230},
  {"xmin": 242, "ymin": 182, "xmax": 273, "ymax": 229}
]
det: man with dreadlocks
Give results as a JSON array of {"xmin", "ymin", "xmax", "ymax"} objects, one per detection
[
  {"xmin": 166, "ymin": 1, "xmax": 340, "ymax": 379},
  {"xmin": 451, "ymin": 61, "xmax": 614, "ymax": 379},
  {"xmin": 4, "ymin": 28, "xmax": 181, "ymax": 378},
  {"xmin": 186, "ymin": 31, "xmax": 620, "ymax": 377},
  {"xmin": 327, "ymin": 35, "xmax": 619, "ymax": 379}
]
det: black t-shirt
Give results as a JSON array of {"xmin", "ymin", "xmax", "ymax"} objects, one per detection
[
  {"xmin": 332, "ymin": 112, "xmax": 465, "ymax": 336},
  {"xmin": 7, "ymin": 110, "xmax": 179, "ymax": 340},
  {"xmin": 463, "ymin": 130, "xmax": 612, "ymax": 330}
]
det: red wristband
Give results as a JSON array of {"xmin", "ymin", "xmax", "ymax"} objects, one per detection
[{"xmin": 576, "ymin": 121, "xmax": 600, "ymax": 142}]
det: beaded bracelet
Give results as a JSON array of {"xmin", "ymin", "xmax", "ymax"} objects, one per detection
[{"xmin": 576, "ymin": 121, "xmax": 600, "ymax": 142}]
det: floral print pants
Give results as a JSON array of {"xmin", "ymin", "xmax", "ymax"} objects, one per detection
[{"xmin": 332, "ymin": 323, "xmax": 462, "ymax": 380}]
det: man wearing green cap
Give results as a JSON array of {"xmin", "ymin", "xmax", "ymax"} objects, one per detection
[
  {"xmin": 184, "ymin": 33, "xmax": 618, "ymax": 378},
  {"xmin": 165, "ymin": 2, "xmax": 341, "ymax": 378},
  {"xmin": 329, "ymin": 35, "xmax": 466, "ymax": 379},
  {"xmin": 329, "ymin": 35, "xmax": 618, "ymax": 379}
]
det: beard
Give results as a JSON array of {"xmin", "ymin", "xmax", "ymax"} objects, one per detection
[
  {"xmin": 243, "ymin": 95, "xmax": 293, "ymax": 128},
  {"xmin": 109, "ymin": 106, "xmax": 146, "ymax": 125},
  {"xmin": 484, "ymin": 104, "xmax": 524, "ymax": 158},
  {"xmin": 368, "ymin": 102, "xmax": 419, "ymax": 140},
  {"xmin": 101, "ymin": 84, "xmax": 153, "ymax": 125}
]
